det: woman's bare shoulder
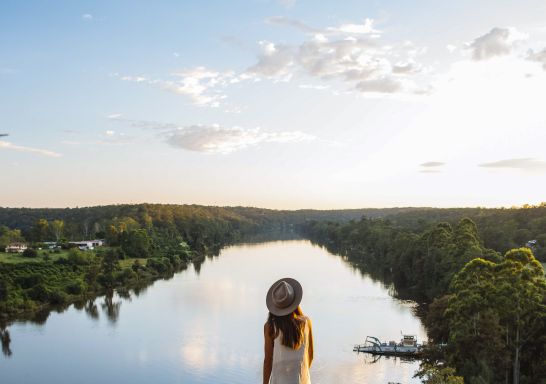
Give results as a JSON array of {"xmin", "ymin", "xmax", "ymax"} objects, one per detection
[{"xmin": 264, "ymin": 322, "xmax": 275, "ymax": 338}]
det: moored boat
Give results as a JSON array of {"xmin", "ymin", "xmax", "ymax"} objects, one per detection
[{"xmin": 353, "ymin": 335, "xmax": 424, "ymax": 357}]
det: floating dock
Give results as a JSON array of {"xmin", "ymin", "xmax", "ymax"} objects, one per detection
[{"xmin": 353, "ymin": 335, "xmax": 423, "ymax": 357}]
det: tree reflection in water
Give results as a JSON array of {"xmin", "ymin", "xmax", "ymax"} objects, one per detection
[
  {"xmin": 101, "ymin": 290, "xmax": 122, "ymax": 324},
  {"xmin": 1, "ymin": 323, "xmax": 11, "ymax": 357},
  {"xmin": 85, "ymin": 299, "xmax": 100, "ymax": 320}
]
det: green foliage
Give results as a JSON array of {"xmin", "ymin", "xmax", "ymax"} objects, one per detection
[
  {"xmin": 0, "ymin": 226, "xmax": 25, "ymax": 250},
  {"xmin": 120, "ymin": 229, "xmax": 151, "ymax": 258},
  {"xmin": 301, "ymin": 217, "xmax": 546, "ymax": 383},
  {"xmin": 22, "ymin": 248, "xmax": 38, "ymax": 258},
  {"xmin": 301, "ymin": 217, "xmax": 497, "ymax": 301},
  {"xmin": 415, "ymin": 363, "xmax": 464, "ymax": 384},
  {"xmin": 67, "ymin": 248, "xmax": 92, "ymax": 265},
  {"xmin": 446, "ymin": 248, "xmax": 546, "ymax": 383}
]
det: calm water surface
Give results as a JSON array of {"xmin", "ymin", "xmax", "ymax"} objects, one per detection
[{"xmin": 1, "ymin": 240, "xmax": 426, "ymax": 383}]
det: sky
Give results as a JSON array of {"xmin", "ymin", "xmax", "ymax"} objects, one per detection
[{"xmin": 1, "ymin": 0, "xmax": 546, "ymax": 209}]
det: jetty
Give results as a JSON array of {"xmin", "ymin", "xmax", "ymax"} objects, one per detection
[{"xmin": 353, "ymin": 335, "xmax": 424, "ymax": 357}]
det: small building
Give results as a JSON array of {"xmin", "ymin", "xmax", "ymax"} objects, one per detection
[
  {"xmin": 5, "ymin": 243, "xmax": 28, "ymax": 253},
  {"xmin": 68, "ymin": 239, "xmax": 104, "ymax": 251},
  {"xmin": 90, "ymin": 239, "xmax": 105, "ymax": 247},
  {"xmin": 69, "ymin": 241, "xmax": 94, "ymax": 250}
]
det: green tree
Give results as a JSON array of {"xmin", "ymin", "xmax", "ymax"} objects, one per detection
[
  {"xmin": 446, "ymin": 248, "xmax": 546, "ymax": 384},
  {"xmin": 120, "ymin": 229, "xmax": 151, "ymax": 258},
  {"xmin": 50, "ymin": 220, "xmax": 65, "ymax": 243},
  {"xmin": 99, "ymin": 249, "xmax": 121, "ymax": 289},
  {"xmin": 415, "ymin": 363, "xmax": 464, "ymax": 384},
  {"xmin": 33, "ymin": 219, "xmax": 49, "ymax": 242}
]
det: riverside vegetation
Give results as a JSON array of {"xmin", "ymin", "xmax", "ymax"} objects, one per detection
[
  {"xmin": 1, "ymin": 203, "xmax": 546, "ymax": 383},
  {"xmin": 299, "ymin": 211, "xmax": 546, "ymax": 384}
]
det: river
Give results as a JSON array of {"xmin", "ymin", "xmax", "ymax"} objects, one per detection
[{"xmin": 0, "ymin": 240, "xmax": 427, "ymax": 383}]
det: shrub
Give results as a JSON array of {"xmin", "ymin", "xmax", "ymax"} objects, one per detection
[
  {"xmin": 16, "ymin": 273, "xmax": 44, "ymax": 289},
  {"xmin": 49, "ymin": 289, "xmax": 68, "ymax": 305},
  {"xmin": 65, "ymin": 280, "xmax": 85, "ymax": 295},
  {"xmin": 22, "ymin": 248, "xmax": 38, "ymax": 258},
  {"xmin": 67, "ymin": 248, "xmax": 91, "ymax": 265},
  {"xmin": 27, "ymin": 283, "xmax": 49, "ymax": 301}
]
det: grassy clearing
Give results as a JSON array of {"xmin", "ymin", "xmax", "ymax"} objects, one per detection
[
  {"xmin": 0, "ymin": 249, "xmax": 147, "ymax": 269},
  {"xmin": 0, "ymin": 250, "xmax": 70, "ymax": 263},
  {"xmin": 119, "ymin": 257, "xmax": 148, "ymax": 268}
]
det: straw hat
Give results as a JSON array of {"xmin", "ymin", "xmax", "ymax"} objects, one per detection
[{"xmin": 266, "ymin": 278, "xmax": 303, "ymax": 316}]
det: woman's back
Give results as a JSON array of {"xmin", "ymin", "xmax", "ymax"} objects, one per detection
[{"xmin": 270, "ymin": 316, "xmax": 311, "ymax": 384}]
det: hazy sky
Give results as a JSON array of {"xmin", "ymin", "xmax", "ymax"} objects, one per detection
[{"xmin": 1, "ymin": 0, "xmax": 546, "ymax": 209}]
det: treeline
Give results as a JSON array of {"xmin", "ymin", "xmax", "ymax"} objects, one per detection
[
  {"xmin": 0, "ymin": 204, "xmax": 408, "ymax": 248},
  {"xmin": 298, "ymin": 218, "xmax": 546, "ymax": 383},
  {"xmin": 381, "ymin": 203, "xmax": 546, "ymax": 261},
  {"xmin": 2, "ymin": 203, "xmax": 545, "ymax": 259}
]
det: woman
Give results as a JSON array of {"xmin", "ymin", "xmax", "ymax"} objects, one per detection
[{"xmin": 263, "ymin": 278, "xmax": 314, "ymax": 384}]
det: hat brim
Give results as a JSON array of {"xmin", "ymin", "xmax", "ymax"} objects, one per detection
[{"xmin": 266, "ymin": 277, "xmax": 303, "ymax": 316}]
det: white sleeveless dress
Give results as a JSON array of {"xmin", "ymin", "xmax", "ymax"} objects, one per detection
[{"xmin": 270, "ymin": 317, "xmax": 311, "ymax": 384}]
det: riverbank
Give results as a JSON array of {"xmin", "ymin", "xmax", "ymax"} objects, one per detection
[
  {"xmin": 0, "ymin": 247, "xmax": 196, "ymax": 323},
  {"xmin": 298, "ymin": 217, "xmax": 546, "ymax": 383}
]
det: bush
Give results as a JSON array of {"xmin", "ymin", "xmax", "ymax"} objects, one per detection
[
  {"xmin": 67, "ymin": 248, "xmax": 91, "ymax": 265},
  {"xmin": 16, "ymin": 273, "xmax": 44, "ymax": 289},
  {"xmin": 22, "ymin": 248, "xmax": 38, "ymax": 258},
  {"xmin": 65, "ymin": 280, "xmax": 85, "ymax": 295},
  {"xmin": 147, "ymin": 257, "xmax": 172, "ymax": 274},
  {"xmin": 27, "ymin": 283, "xmax": 49, "ymax": 301},
  {"xmin": 116, "ymin": 268, "xmax": 136, "ymax": 284},
  {"xmin": 49, "ymin": 289, "xmax": 68, "ymax": 305}
]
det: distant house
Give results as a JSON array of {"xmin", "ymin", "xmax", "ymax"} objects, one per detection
[
  {"xmin": 68, "ymin": 239, "xmax": 105, "ymax": 251},
  {"xmin": 5, "ymin": 243, "xmax": 28, "ymax": 253},
  {"xmin": 90, "ymin": 239, "xmax": 105, "ymax": 247}
]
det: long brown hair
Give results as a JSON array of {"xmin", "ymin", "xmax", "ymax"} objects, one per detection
[{"xmin": 267, "ymin": 305, "xmax": 306, "ymax": 349}]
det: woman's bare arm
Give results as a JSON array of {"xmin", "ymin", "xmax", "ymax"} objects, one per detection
[
  {"xmin": 263, "ymin": 323, "xmax": 274, "ymax": 384},
  {"xmin": 307, "ymin": 318, "xmax": 314, "ymax": 367}
]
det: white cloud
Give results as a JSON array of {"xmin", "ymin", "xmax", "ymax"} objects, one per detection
[
  {"xmin": 119, "ymin": 67, "xmax": 237, "ymax": 107},
  {"xmin": 164, "ymin": 125, "xmax": 315, "ymax": 154},
  {"xmin": 247, "ymin": 42, "xmax": 295, "ymax": 80},
  {"xmin": 0, "ymin": 140, "xmax": 62, "ymax": 157},
  {"xmin": 469, "ymin": 27, "xmax": 528, "ymax": 60},
  {"xmin": 82, "ymin": 14, "xmax": 93, "ymax": 21},
  {"xmin": 326, "ymin": 18, "xmax": 380, "ymax": 35},
  {"xmin": 355, "ymin": 77, "xmax": 403, "ymax": 93},
  {"xmin": 527, "ymin": 47, "xmax": 546, "ymax": 69},
  {"xmin": 420, "ymin": 161, "xmax": 445, "ymax": 167},
  {"xmin": 247, "ymin": 18, "xmax": 426, "ymax": 94},
  {"xmin": 118, "ymin": 17, "xmax": 427, "ymax": 101},
  {"xmin": 479, "ymin": 158, "xmax": 546, "ymax": 171}
]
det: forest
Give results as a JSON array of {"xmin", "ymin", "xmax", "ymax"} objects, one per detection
[
  {"xmin": 1, "ymin": 203, "xmax": 546, "ymax": 383},
  {"xmin": 298, "ymin": 212, "xmax": 546, "ymax": 384}
]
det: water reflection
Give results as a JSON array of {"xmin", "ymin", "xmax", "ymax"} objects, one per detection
[
  {"xmin": 0, "ymin": 240, "xmax": 426, "ymax": 384},
  {"xmin": 101, "ymin": 291, "xmax": 122, "ymax": 324},
  {"xmin": 84, "ymin": 299, "xmax": 100, "ymax": 320},
  {"xmin": 1, "ymin": 323, "xmax": 11, "ymax": 357}
]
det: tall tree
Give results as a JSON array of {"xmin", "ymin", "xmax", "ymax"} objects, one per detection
[
  {"xmin": 446, "ymin": 248, "xmax": 546, "ymax": 383},
  {"xmin": 50, "ymin": 220, "xmax": 65, "ymax": 242},
  {"xmin": 32, "ymin": 219, "xmax": 49, "ymax": 242}
]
